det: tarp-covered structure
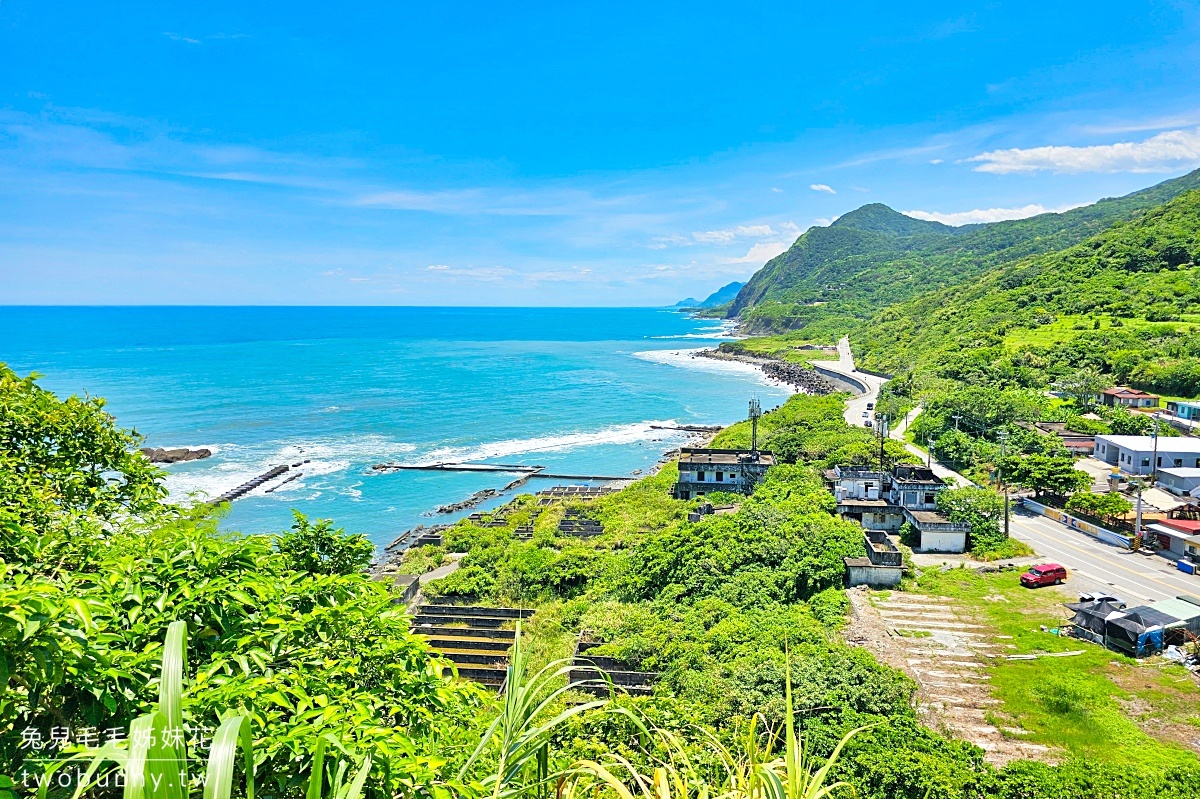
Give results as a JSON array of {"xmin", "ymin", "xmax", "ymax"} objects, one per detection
[
  {"xmin": 1105, "ymin": 607, "xmax": 1169, "ymax": 656},
  {"xmin": 1065, "ymin": 599, "xmax": 1126, "ymax": 645}
]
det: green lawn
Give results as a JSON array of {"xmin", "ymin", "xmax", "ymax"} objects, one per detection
[{"xmin": 910, "ymin": 568, "xmax": 1200, "ymax": 768}]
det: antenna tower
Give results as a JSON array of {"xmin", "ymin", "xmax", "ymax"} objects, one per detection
[{"xmin": 749, "ymin": 397, "xmax": 762, "ymax": 455}]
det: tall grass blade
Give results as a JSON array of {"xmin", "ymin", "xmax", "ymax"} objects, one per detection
[
  {"xmin": 203, "ymin": 716, "xmax": 255, "ymax": 799},
  {"xmin": 306, "ymin": 736, "xmax": 329, "ymax": 799}
]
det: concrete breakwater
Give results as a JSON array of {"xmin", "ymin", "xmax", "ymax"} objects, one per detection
[{"xmin": 696, "ymin": 349, "xmax": 836, "ymax": 394}]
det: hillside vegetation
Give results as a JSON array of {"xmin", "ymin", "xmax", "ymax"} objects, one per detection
[
  {"xmin": 855, "ymin": 187, "xmax": 1200, "ymax": 397},
  {"xmin": 727, "ymin": 168, "xmax": 1200, "ymax": 338}
]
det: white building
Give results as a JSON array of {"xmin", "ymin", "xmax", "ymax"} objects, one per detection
[
  {"xmin": 1094, "ymin": 435, "xmax": 1200, "ymax": 476},
  {"xmin": 824, "ymin": 464, "xmax": 969, "ymax": 553}
]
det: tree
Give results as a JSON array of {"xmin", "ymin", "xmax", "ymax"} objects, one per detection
[
  {"xmin": 936, "ymin": 487, "xmax": 1005, "ymax": 552},
  {"xmin": 1054, "ymin": 367, "xmax": 1112, "ymax": 409},
  {"xmin": 277, "ymin": 511, "xmax": 375, "ymax": 575},
  {"xmin": 1001, "ymin": 454, "xmax": 1091, "ymax": 498},
  {"xmin": 0, "ymin": 366, "xmax": 167, "ymax": 565},
  {"xmin": 1066, "ymin": 491, "xmax": 1133, "ymax": 525},
  {"xmin": 932, "ymin": 428, "xmax": 975, "ymax": 466}
]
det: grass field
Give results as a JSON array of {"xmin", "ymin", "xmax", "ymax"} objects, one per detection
[
  {"xmin": 911, "ymin": 567, "xmax": 1200, "ymax": 767},
  {"xmin": 720, "ymin": 333, "xmax": 839, "ymax": 362},
  {"xmin": 1002, "ymin": 315, "xmax": 1200, "ymax": 350}
]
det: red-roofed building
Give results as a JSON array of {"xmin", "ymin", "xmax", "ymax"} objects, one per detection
[
  {"xmin": 1147, "ymin": 518, "xmax": 1200, "ymax": 561},
  {"xmin": 1101, "ymin": 386, "xmax": 1160, "ymax": 408}
]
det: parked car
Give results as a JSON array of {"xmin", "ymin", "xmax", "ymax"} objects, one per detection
[
  {"xmin": 1020, "ymin": 563, "xmax": 1067, "ymax": 588},
  {"xmin": 864, "ymin": 420, "xmax": 873, "ymax": 428},
  {"xmin": 861, "ymin": 410, "xmax": 869, "ymax": 418},
  {"xmin": 1079, "ymin": 592, "xmax": 1126, "ymax": 608},
  {"xmin": 866, "ymin": 402, "xmax": 875, "ymax": 410}
]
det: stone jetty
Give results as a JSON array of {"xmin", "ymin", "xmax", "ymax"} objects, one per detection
[{"xmin": 696, "ymin": 349, "xmax": 836, "ymax": 394}]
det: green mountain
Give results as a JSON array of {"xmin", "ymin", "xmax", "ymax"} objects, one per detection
[
  {"xmin": 674, "ymin": 281, "xmax": 746, "ymax": 309},
  {"xmin": 855, "ymin": 186, "xmax": 1200, "ymax": 397},
  {"xmin": 697, "ymin": 280, "xmax": 745, "ymax": 307},
  {"xmin": 728, "ymin": 169, "xmax": 1200, "ymax": 337}
]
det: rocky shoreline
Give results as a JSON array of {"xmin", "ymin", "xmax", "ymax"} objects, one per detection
[
  {"xmin": 695, "ymin": 349, "xmax": 836, "ymax": 394},
  {"xmin": 140, "ymin": 446, "xmax": 212, "ymax": 463}
]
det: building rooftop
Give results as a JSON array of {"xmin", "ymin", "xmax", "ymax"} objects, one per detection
[
  {"xmin": 1158, "ymin": 518, "xmax": 1200, "ymax": 534},
  {"xmin": 1160, "ymin": 467, "xmax": 1200, "ymax": 478},
  {"xmin": 906, "ymin": 509, "xmax": 956, "ymax": 524},
  {"xmin": 1096, "ymin": 435, "xmax": 1200, "ymax": 453},
  {"xmin": 678, "ymin": 448, "xmax": 776, "ymax": 466},
  {"xmin": 891, "ymin": 465, "xmax": 944, "ymax": 486},
  {"xmin": 1147, "ymin": 597, "xmax": 1200, "ymax": 623},
  {"xmin": 836, "ymin": 498, "xmax": 891, "ymax": 508},
  {"xmin": 1103, "ymin": 386, "xmax": 1160, "ymax": 399}
]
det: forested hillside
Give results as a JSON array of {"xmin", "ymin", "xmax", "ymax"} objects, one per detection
[
  {"xmin": 855, "ymin": 187, "xmax": 1200, "ymax": 397},
  {"xmin": 728, "ymin": 168, "xmax": 1200, "ymax": 337}
]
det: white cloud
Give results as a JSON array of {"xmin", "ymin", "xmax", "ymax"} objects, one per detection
[
  {"xmin": 929, "ymin": 159, "xmax": 944, "ymax": 164},
  {"xmin": 770, "ymin": 187, "xmax": 783, "ymax": 193},
  {"xmin": 422, "ymin": 265, "xmax": 514, "ymax": 281},
  {"xmin": 809, "ymin": 183, "xmax": 836, "ymax": 194},
  {"xmin": 163, "ymin": 32, "xmax": 202, "ymax": 44},
  {"xmin": 903, "ymin": 202, "xmax": 1086, "ymax": 226},
  {"xmin": 812, "ymin": 217, "xmax": 835, "ymax": 227},
  {"xmin": 967, "ymin": 128, "xmax": 1200, "ymax": 174},
  {"xmin": 730, "ymin": 240, "xmax": 792, "ymax": 264},
  {"xmin": 690, "ymin": 224, "xmax": 777, "ymax": 244}
]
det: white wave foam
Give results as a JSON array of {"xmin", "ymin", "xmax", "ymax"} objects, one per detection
[
  {"xmin": 649, "ymin": 331, "xmax": 738, "ymax": 340},
  {"xmin": 161, "ymin": 434, "xmax": 415, "ymax": 501},
  {"xmin": 409, "ymin": 420, "xmax": 689, "ymax": 466},
  {"xmin": 632, "ymin": 348, "xmax": 796, "ymax": 394}
]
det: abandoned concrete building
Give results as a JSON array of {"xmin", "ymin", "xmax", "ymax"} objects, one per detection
[
  {"xmin": 824, "ymin": 464, "xmax": 969, "ymax": 553},
  {"xmin": 844, "ymin": 530, "xmax": 904, "ymax": 588},
  {"xmin": 673, "ymin": 448, "xmax": 775, "ymax": 500}
]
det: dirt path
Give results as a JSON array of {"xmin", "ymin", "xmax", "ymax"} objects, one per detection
[{"xmin": 846, "ymin": 587, "xmax": 1052, "ymax": 766}]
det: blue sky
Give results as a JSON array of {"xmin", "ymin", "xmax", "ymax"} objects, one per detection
[{"xmin": 3, "ymin": 2, "xmax": 1200, "ymax": 305}]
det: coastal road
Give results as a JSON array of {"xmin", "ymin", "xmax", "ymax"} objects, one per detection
[
  {"xmin": 815, "ymin": 337, "xmax": 885, "ymax": 426},
  {"xmin": 1007, "ymin": 509, "xmax": 1200, "ymax": 604},
  {"xmin": 887, "ymin": 407, "xmax": 1200, "ymax": 603}
]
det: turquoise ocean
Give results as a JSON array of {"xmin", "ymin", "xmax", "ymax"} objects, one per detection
[{"xmin": 0, "ymin": 307, "xmax": 790, "ymax": 548}]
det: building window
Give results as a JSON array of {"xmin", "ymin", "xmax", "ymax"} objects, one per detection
[
  {"xmin": 716, "ymin": 471, "xmax": 724, "ymax": 482},
  {"xmin": 697, "ymin": 471, "xmax": 705, "ymax": 481},
  {"xmin": 1141, "ymin": 458, "xmax": 1150, "ymax": 468},
  {"xmin": 923, "ymin": 492, "xmax": 936, "ymax": 505},
  {"xmin": 1176, "ymin": 458, "xmax": 1184, "ymax": 468}
]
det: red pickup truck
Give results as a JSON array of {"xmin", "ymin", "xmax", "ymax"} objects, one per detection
[{"xmin": 1020, "ymin": 563, "xmax": 1067, "ymax": 588}]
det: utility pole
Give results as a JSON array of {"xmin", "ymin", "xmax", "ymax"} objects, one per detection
[
  {"xmin": 927, "ymin": 437, "xmax": 937, "ymax": 468},
  {"xmin": 878, "ymin": 414, "xmax": 889, "ymax": 471},
  {"xmin": 1132, "ymin": 478, "xmax": 1145, "ymax": 547},
  {"xmin": 953, "ymin": 413, "xmax": 962, "ymax": 430},
  {"xmin": 998, "ymin": 429, "xmax": 1010, "ymax": 539},
  {"xmin": 1150, "ymin": 414, "xmax": 1160, "ymax": 485}
]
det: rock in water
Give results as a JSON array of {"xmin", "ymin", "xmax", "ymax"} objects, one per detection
[{"xmin": 140, "ymin": 447, "xmax": 213, "ymax": 463}]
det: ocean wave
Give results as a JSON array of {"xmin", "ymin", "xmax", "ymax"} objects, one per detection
[
  {"xmin": 408, "ymin": 420, "xmax": 690, "ymax": 466},
  {"xmin": 632, "ymin": 348, "xmax": 796, "ymax": 393},
  {"xmin": 160, "ymin": 435, "xmax": 416, "ymax": 501},
  {"xmin": 648, "ymin": 331, "xmax": 738, "ymax": 340}
]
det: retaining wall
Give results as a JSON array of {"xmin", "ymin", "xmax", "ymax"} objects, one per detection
[
  {"xmin": 1021, "ymin": 498, "xmax": 1134, "ymax": 549},
  {"xmin": 812, "ymin": 365, "xmax": 868, "ymax": 396}
]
